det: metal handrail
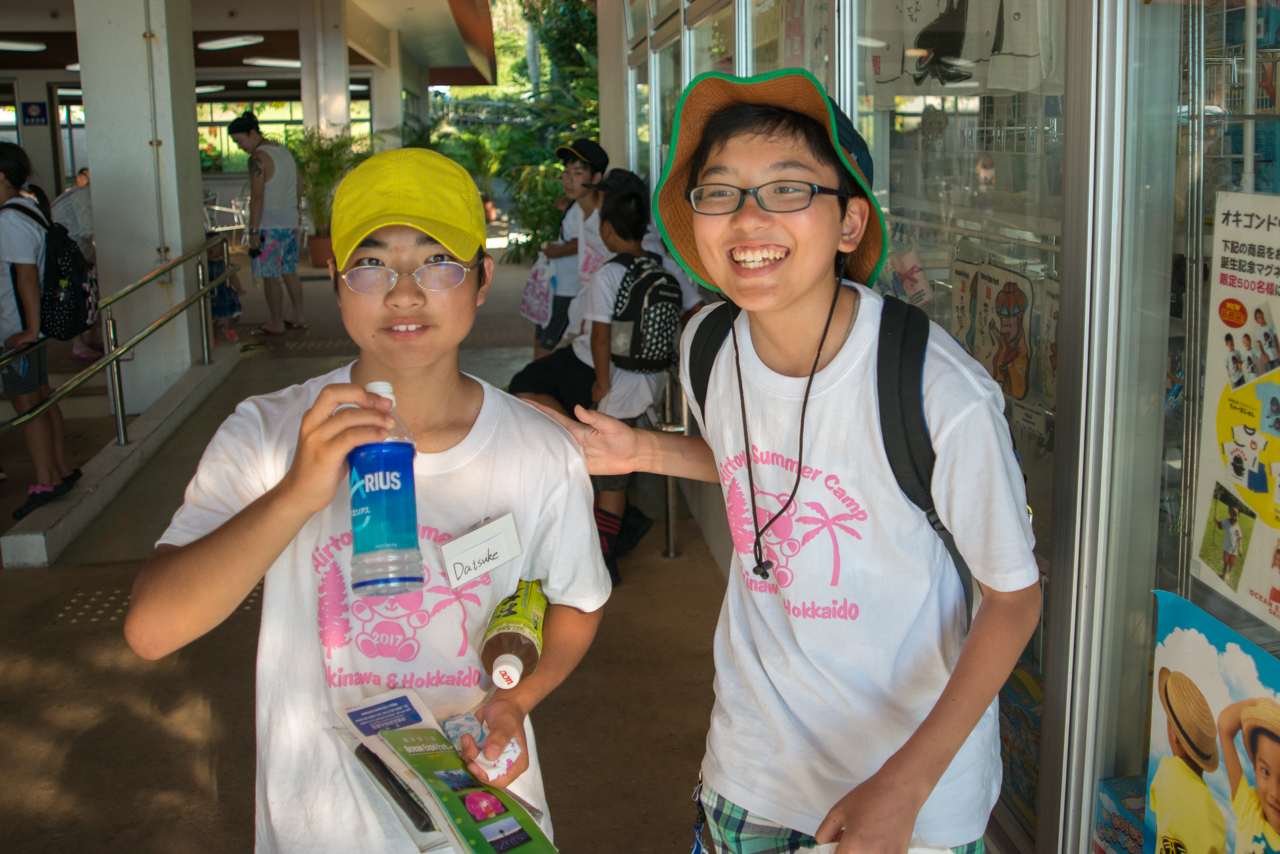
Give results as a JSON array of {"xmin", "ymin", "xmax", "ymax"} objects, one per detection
[{"xmin": 1, "ymin": 235, "xmax": 238, "ymax": 444}]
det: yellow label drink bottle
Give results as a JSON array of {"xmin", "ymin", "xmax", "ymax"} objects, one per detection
[{"xmin": 480, "ymin": 581, "xmax": 548, "ymax": 689}]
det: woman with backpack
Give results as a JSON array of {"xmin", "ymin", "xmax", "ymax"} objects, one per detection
[{"xmin": 0, "ymin": 142, "xmax": 79, "ymax": 520}]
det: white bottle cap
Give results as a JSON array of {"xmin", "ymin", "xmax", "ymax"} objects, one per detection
[
  {"xmin": 491, "ymin": 654, "xmax": 524, "ymax": 689},
  {"xmin": 365, "ymin": 381, "xmax": 396, "ymax": 407}
]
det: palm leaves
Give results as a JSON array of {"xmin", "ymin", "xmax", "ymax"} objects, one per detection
[{"xmin": 796, "ymin": 502, "xmax": 862, "ymax": 587}]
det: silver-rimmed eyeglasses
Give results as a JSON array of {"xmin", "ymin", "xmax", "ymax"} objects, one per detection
[
  {"xmin": 687, "ymin": 181, "xmax": 846, "ymax": 215},
  {"xmin": 342, "ymin": 258, "xmax": 484, "ymax": 294}
]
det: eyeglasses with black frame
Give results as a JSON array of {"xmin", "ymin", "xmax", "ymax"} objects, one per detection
[
  {"xmin": 687, "ymin": 181, "xmax": 846, "ymax": 215},
  {"xmin": 342, "ymin": 257, "xmax": 485, "ymax": 295}
]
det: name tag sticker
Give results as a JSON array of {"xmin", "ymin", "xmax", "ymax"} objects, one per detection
[{"xmin": 439, "ymin": 513, "xmax": 521, "ymax": 587}]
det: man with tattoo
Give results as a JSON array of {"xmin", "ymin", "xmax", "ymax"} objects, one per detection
[{"xmin": 229, "ymin": 112, "xmax": 307, "ymax": 336}]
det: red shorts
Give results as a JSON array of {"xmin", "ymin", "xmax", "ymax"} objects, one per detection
[{"xmin": 1224, "ymin": 552, "xmax": 1238, "ymax": 569}]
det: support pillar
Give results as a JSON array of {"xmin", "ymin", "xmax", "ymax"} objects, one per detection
[
  {"xmin": 371, "ymin": 29, "xmax": 403, "ymax": 147},
  {"xmin": 597, "ymin": 0, "xmax": 627, "ymax": 167},
  {"xmin": 74, "ymin": 0, "xmax": 205, "ymax": 414},
  {"xmin": 300, "ymin": 0, "xmax": 351, "ymax": 133}
]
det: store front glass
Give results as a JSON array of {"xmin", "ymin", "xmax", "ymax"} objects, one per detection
[
  {"xmin": 691, "ymin": 3, "xmax": 735, "ymax": 77},
  {"xmin": 629, "ymin": 0, "xmax": 650, "ymax": 42},
  {"xmin": 632, "ymin": 60, "xmax": 651, "ymax": 179},
  {"xmin": 656, "ymin": 36, "xmax": 682, "ymax": 177}
]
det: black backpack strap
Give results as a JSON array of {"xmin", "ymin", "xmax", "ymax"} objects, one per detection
[
  {"xmin": 1, "ymin": 202, "xmax": 49, "ymax": 231},
  {"xmin": 688, "ymin": 301, "xmax": 740, "ymax": 415},
  {"xmin": 878, "ymin": 296, "xmax": 975, "ymax": 626}
]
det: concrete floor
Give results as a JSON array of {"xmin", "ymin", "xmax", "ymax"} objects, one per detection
[{"xmin": 0, "ymin": 251, "xmax": 727, "ymax": 853}]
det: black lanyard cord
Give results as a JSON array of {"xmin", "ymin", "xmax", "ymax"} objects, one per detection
[{"xmin": 731, "ymin": 269, "xmax": 844, "ymax": 579}]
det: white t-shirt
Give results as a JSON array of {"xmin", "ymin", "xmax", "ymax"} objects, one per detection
[
  {"xmin": 0, "ymin": 197, "xmax": 47, "ymax": 349},
  {"xmin": 1262, "ymin": 323, "xmax": 1280, "ymax": 363},
  {"xmin": 52, "ymin": 184, "xmax": 94, "ymax": 262},
  {"xmin": 1247, "ymin": 344, "xmax": 1267, "ymax": 381},
  {"xmin": 680, "ymin": 284, "xmax": 1039, "ymax": 845},
  {"xmin": 1225, "ymin": 425, "xmax": 1267, "ymax": 487},
  {"xmin": 1219, "ymin": 517, "xmax": 1243, "ymax": 555},
  {"xmin": 643, "ymin": 225, "xmax": 705, "ymax": 312},
  {"xmin": 553, "ymin": 202, "xmax": 583, "ymax": 298},
  {"xmin": 577, "ymin": 208, "xmax": 610, "ymax": 286},
  {"xmin": 571, "ymin": 260, "xmax": 667, "ymax": 420},
  {"xmin": 1228, "ymin": 349, "xmax": 1246, "ymax": 386},
  {"xmin": 157, "ymin": 366, "xmax": 611, "ymax": 854}
]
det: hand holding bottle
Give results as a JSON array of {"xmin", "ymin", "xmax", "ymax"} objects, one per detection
[{"xmin": 280, "ymin": 384, "xmax": 393, "ymax": 514}]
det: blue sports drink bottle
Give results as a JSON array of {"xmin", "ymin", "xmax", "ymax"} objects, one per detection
[{"xmin": 347, "ymin": 382, "xmax": 424, "ymax": 597}]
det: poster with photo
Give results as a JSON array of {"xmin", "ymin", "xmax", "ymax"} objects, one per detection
[
  {"xmin": 950, "ymin": 258, "xmax": 982, "ymax": 349},
  {"xmin": 1191, "ymin": 190, "xmax": 1280, "ymax": 628},
  {"xmin": 1040, "ymin": 279, "xmax": 1060, "ymax": 410},
  {"xmin": 1144, "ymin": 591, "xmax": 1280, "ymax": 854}
]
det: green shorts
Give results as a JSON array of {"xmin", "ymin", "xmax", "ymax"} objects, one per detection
[{"xmin": 697, "ymin": 782, "xmax": 985, "ymax": 854}]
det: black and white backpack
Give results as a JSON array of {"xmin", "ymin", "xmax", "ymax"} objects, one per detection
[
  {"xmin": 2, "ymin": 202, "xmax": 98, "ymax": 341},
  {"xmin": 608, "ymin": 252, "xmax": 682, "ymax": 374}
]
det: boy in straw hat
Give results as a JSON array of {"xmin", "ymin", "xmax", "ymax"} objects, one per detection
[
  {"xmin": 124, "ymin": 148, "xmax": 611, "ymax": 853},
  {"xmin": 1149, "ymin": 668, "xmax": 1225, "ymax": 854},
  {"xmin": 533, "ymin": 68, "xmax": 1041, "ymax": 854},
  {"xmin": 1220, "ymin": 697, "xmax": 1280, "ymax": 854}
]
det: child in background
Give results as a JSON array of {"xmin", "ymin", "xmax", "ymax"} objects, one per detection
[
  {"xmin": 1228, "ymin": 333, "xmax": 1247, "ymax": 389},
  {"xmin": 1219, "ymin": 698, "xmax": 1280, "ymax": 854},
  {"xmin": 535, "ymin": 139, "xmax": 608, "ymax": 359},
  {"xmin": 511, "ymin": 169, "xmax": 680, "ymax": 583},
  {"xmin": 124, "ymin": 148, "xmax": 610, "ymax": 853},
  {"xmin": 1148, "ymin": 667, "xmax": 1225, "ymax": 854},
  {"xmin": 535, "ymin": 70, "xmax": 1041, "ymax": 853},
  {"xmin": 206, "ymin": 234, "xmax": 245, "ymax": 343},
  {"xmin": 1259, "ymin": 308, "xmax": 1280, "ymax": 371},
  {"xmin": 1217, "ymin": 505, "xmax": 1243, "ymax": 582}
]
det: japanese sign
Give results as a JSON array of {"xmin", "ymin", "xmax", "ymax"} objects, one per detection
[
  {"xmin": 20, "ymin": 102, "xmax": 46, "ymax": 127},
  {"xmin": 1192, "ymin": 190, "xmax": 1280, "ymax": 629}
]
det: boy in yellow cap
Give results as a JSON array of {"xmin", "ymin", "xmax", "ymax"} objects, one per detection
[
  {"xmin": 123, "ymin": 148, "xmax": 611, "ymax": 853},
  {"xmin": 1220, "ymin": 697, "xmax": 1280, "ymax": 854},
  {"xmin": 534, "ymin": 69, "xmax": 1041, "ymax": 853},
  {"xmin": 1149, "ymin": 668, "xmax": 1225, "ymax": 854}
]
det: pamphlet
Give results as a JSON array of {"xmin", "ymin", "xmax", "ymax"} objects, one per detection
[{"xmin": 381, "ymin": 727, "xmax": 556, "ymax": 854}]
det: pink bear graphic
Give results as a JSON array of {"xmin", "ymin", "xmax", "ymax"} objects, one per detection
[
  {"xmin": 726, "ymin": 479, "xmax": 803, "ymax": 588},
  {"xmin": 351, "ymin": 590, "xmax": 431, "ymax": 662}
]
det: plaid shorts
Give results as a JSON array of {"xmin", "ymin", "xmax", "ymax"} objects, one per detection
[
  {"xmin": 251, "ymin": 227, "xmax": 299, "ymax": 277},
  {"xmin": 697, "ymin": 783, "xmax": 985, "ymax": 854}
]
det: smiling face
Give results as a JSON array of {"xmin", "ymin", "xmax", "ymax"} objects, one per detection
[
  {"xmin": 331, "ymin": 225, "xmax": 492, "ymax": 372},
  {"xmin": 690, "ymin": 132, "xmax": 869, "ymax": 315},
  {"xmin": 1256, "ymin": 731, "xmax": 1280, "ymax": 831}
]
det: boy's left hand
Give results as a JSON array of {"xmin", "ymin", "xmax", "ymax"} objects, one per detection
[
  {"xmin": 591, "ymin": 379, "xmax": 610, "ymax": 402},
  {"xmin": 816, "ymin": 769, "xmax": 925, "ymax": 854},
  {"xmin": 459, "ymin": 693, "xmax": 530, "ymax": 788}
]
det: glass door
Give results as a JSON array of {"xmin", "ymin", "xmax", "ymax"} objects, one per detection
[{"xmin": 854, "ymin": 0, "xmax": 1067, "ymax": 847}]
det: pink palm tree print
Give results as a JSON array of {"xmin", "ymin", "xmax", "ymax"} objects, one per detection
[
  {"xmin": 425, "ymin": 575, "xmax": 492, "ymax": 657},
  {"xmin": 797, "ymin": 501, "xmax": 862, "ymax": 586}
]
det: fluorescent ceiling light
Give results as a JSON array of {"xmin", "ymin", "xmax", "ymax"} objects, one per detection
[
  {"xmin": 57, "ymin": 88, "xmax": 82, "ymax": 97},
  {"xmin": 856, "ymin": 37, "xmax": 889, "ymax": 49},
  {"xmin": 247, "ymin": 79, "xmax": 268, "ymax": 88},
  {"xmin": 904, "ymin": 48, "xmax": 928, "ymax": 58},
  {"xmin": 66, "ymin": 62, "xmax": 80, "ymax": 71},
  {"xmin": 199, "ymin": 35, "xmax": 265, "ymax": 50},
  {"xmin": 0, "ymin": 40, "xmax": 46, "ymax": 52},
  {"xmin": 941, "ymin": 81, "xmax": 981, "ymax": 89},
  {"xmin": 243, "ymin": 56, "xmax": 301, "ymax": 69},
  {"xmin": 349, "ymin": 83, "xmax": 368, "ymax": 92},
  {"xmin": 195, "ymin": 84, "xmax": 226, "ymax": 94}
]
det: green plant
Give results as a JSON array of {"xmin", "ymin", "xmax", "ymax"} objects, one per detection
[
  {"xmin": 284, "ymin": 127, "xmax": 372, "ymax": 236},
  {"xmin": 502, "ymin": 161, "xmax": 565, "ymax": 263},
  {"xmin": 439, "ymin": 131, "xmax": 503, "ymax": 199},
  {"xmin": 384, "ymin": 113, "xmax": 447, "ymax": 151}
]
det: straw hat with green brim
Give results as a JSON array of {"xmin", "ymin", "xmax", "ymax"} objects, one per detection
[
  {"xmin": 1242, "ymin": 698, "xmax": 1280, "ymax": 767},
  {"xmin": 653, "ymin": 69, "xmax": 888, "ymax": 293},
  {"xmin": 331, "ymin": 147, "xmax": 486, "ymax": 271},
  {"xmin": 1158, "ymin": 667, "xmax": 1219, "ymax": 772}
]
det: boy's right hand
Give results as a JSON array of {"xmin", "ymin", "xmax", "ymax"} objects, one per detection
[
  {"xmin": 279, "ymin": 384, "xmax": 394, "ymax": 513},
  {"xmin": 524, "ymin": 401, "xmax": 640, "ymax": 475}
]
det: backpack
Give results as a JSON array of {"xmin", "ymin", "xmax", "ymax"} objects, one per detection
[
  {"xmin": 608, "ymin": 252, "xmax": 683, "ymax": 374},
  {"xmin": 688, "ymin": 295, "xmax": 1014, "ymax": 626},
  {"xmin": 1, "ymin": 202, "xmax": 98, "ymax": 341}
]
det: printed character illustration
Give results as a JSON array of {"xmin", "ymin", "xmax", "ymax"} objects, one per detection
[
  {"xmin": 950, "ymin": 260, "xmax": 980, "ymax": 345},
  {"xmin": 351, "ymin": 589, "xmax": 432, "ymax": 662},
  {"xmin": 989, "ymin": 280, "xmax": 1030, "ymax": 399},
  {"xmin": 1226, "ymin": 333, "xmax": 1246, "ymax": 389}
]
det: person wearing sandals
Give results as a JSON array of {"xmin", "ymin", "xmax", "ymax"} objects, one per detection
[
  {"xmin": 0, "ymin": 142, "xmax": 80, "ymax": 519},
  {"xmin": 228, "ymin": 112, "xmax": 307, "ymax": 336}
]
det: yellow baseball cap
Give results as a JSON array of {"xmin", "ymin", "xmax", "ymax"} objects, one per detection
[{"xmin": 331, "ymin": 147, "xmax": 486, "ymax": 270}]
